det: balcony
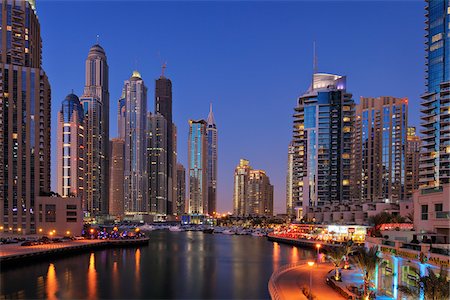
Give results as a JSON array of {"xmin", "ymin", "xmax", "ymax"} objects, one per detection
[{"xmin": 436, "ymin": 211, "xmax": 450, "ymax": 219}]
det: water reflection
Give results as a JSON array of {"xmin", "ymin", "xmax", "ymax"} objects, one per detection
[
  {"xmin": 46, "ymin": 264, "xmax": 58, "ymax": 300},
  {"xmin": 87, "ymin": 253, "xmax": 97, "ymax": 300},
  {"xmin": 291, "ymin": 245, "xmax": 299, "ymax": 263},
  {"xmin": 273, "ymin": 242, "xmax": 280, "ymax": 270}
]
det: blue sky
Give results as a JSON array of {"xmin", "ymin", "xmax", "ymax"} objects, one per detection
[{"xmin": 40, "ymin": 1, "xmax": 424, "ymax": 214}]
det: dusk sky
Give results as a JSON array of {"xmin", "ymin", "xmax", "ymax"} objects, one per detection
[{"xmin": 41, "ymin": 1, "xmax": 424, "ymax": 214}]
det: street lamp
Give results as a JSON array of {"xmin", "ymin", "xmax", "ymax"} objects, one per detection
[
  {"xmin": 307, "ymin": 261, "xmax": 315, "ymax": 300},
  {"xmin": 315, "ymin": 243, "xmax": 321, "ymax": 265}
]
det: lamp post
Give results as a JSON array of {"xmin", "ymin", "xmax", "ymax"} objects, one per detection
[
  {"xmin": 307, "ymin": 261, "xmax": 315, "ymax": 300},
  {"xmin": 316, "ymin": 243, "xmax": 321, "ymax": 265}
]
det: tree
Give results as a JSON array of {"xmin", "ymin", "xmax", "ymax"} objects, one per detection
[
  {"xmin": 327, "ymin": 246, "xmax": 347, "ymax": 281},
  {"xmin": 398, "ymin": 266, "xmax": 450, "ymax": 300},
  {"xmin": 352, "ymin": 246, "xmax": 384, "ymax": 300}
]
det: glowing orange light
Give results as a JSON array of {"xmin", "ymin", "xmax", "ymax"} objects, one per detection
[
  {"xmin": 39, "ymin": 228, "xmax": 43, "ymax": 233},
  {"xmin": 90, "ymin": 229, "xmax": 94, "ymax": 233},
  {"xmin": 307, "ymin": 261, "xmax": 315, "ymax": 267},
  {"xmin": 316, "ymin": 244, "xmax": 321, "ymax": 249},
  {"xmin": 113, "ymin": 227, "xmax": 118, "ymax": 231},
  {"xmin": 66, "ymin": 231, "xmax": 70, "ymax": 235},
  {"xmin": 135, "ymin": 228, "xmax": 140, "ymax": 232}
]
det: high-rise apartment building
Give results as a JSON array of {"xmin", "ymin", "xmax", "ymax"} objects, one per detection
[
  {"xmin": 155, "ymin": 70, "xmax": 176, "ymax": 215},
  {"xmin": 117, "ymin": 88, "xmax": 126, "ymax": 140},
  {"xmin": 109, "ymin": 138, "xmax": 124, "ymax": 217},
  {"xmin": 292, "ymin": 73, "xmax": 354, "ymax": 218},
  {"xmin": 81, "ymin": 43, "xmax": 109, "ymax": 216},
  {"xmin": 286, "ymin": 142, "xmax": 295, "ymax": 216},
  {"xmin": 187, "ymin": 120, "xmax": 208, "ymax": 214},
  {"xmin": 351, "ymin": 96, "xmax": 408, "ymax": 203},
  {"xmin": 147, "ymin": 112, "xmax": 168, "ymax": 215},
  {"xmin": 233, "ymin": 159, "xmax": 273, "ymax": 217},
  {"xmin": 57, "ymin": 93, "xmax": 85, "ymax": 202},
  {"xmin": 123, "ymin": 71, "xmax": 148, "ymax": 214},
  {"xmin": 206, "ymin": 104, "xmax": 218, "ymax": 215},
  {"xmin": 0, "ymin": 0, "xmax": 51, "ymax": 234},
  {"xmin": 420, "ymin": 0, "xmax": 449, "ymax": 188},
  {"xmin": 405, "ymin": 127, "xmax": 421, "ymax": 200},
  {"xmin": 175, "ymin": 163, "xmax": 186, "ymax": 215}
]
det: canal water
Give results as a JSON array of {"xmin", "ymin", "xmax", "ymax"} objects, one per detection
[{"xmin": 1, "ymin": 230, "xmax": 314, "ymax": 299}]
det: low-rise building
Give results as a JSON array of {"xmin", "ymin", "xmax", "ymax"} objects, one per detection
[{"xmin": 36, "ymin": 196, "xmax": 83, "ymax": 236}]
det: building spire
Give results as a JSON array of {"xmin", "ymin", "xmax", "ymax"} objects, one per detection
[
  {"xmin": 207, "ymin": 102, "xmax": 216, "ymax": 126},
  {"xmin": 313, "ymin": 41, "xmax": 318, "ymax": 74},
  {"xmin": 161, "ymin": 62, "xmax": 167, "ymax": 78}
]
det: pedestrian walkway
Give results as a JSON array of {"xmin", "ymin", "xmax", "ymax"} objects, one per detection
[{"xmin": 272, "ymin": 262, "xmax": 345, "ymax": 300}]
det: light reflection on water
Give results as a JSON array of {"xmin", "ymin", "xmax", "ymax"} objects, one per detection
[{"xmin": 1, "ymin": 231, "xmax": 313, "ymax": 299}]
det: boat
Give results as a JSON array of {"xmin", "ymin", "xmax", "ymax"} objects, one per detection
[
  {"xmin": 138, "ymin": 224, "xmax": 155, "ymax": 231},
  {"xmin": 202, "ymin": 228, "xmax": 214, "ymax": 234},
  {"xmin": 251, "ymin": 231, "xmax": 265, "ymax": 237},
  {"xmin": 169, "ymin": 226, "xmax": 183, "ymax": 232},
  {"xmin": 222, "ymin": 229, "xmax": 235, "ymax": 235}
]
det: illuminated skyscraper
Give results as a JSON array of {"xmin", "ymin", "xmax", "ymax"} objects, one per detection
[
  {"xmin": 187, "ymin": 120, "xmax": 208, "ymax": 214},
  {"xmin": 81, "ymin": 43, "xmax": 109, "ymax": 216},
  {"xmin": 0, "ymin": 0, "xmax": 51, "ymax": 234},
  {"xmin": 175, "ymin": 163, "xmax": 186, "ymax": 215},
  {"xmin": 405, "ymin": 127, "xmax": 421, "ymax": 200},
  {"xmin": 117, "ymin": 88, "xmax": 126, "ymax": 140},
  {"xmin": 109, "ymin": 138, "xmax": 124, "ymax": 217},
  {"xmin": 292, "ymin": 73, "xmax": 354, "ymax": 218},
  {"xmin": 147, "ymin": 112, "xmax": 167, "ymax": 215},
  {"xmin": 233, "ymin": 159, "xmax": 251, "ymax": 216},
  {"xmin": 420, "ymin": 0, "xmax": 449, "ymax": 188},
  {"xmin": 123, "ymin": 71, "xmax": 148, "ymax": 214},
  {"xmin": 351, "ymin": 96, "xmax": 408, "ymax": 203},
  {"xmin": 206, "ymin": 104, "xmax": 218, "ymax": 215},
  {"xmin": 286, "ymin": 141, "xmax": 295, "ymax": 216},
  {"xmin": 155, "ymin": 68, "xmax": 176, "ymax": 215},
  {"xmin": 57, "ymin": 94, "xmax": 85, "ymax": 202}
]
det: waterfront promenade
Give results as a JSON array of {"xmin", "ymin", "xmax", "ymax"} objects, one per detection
[{"xmin": 269, "ymin": 261, "xmax": 345, "ymax": 300}]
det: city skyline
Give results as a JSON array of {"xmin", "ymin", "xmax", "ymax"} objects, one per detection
[{"xmin": 39, "ymin": 1, "xmax": 425, "ymax": 213}]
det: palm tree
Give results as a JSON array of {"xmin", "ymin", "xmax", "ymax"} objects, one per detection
[
  {"xmin": 352, "ymin": 246, "xmax": 383, "ymax": 300},
  {"xmin": 398, "ymin": 266, "xmax": 450, "ymax": 300},
  {"xmin": 327, "ymin": 246, "xmax": 347, "ymax": 280}
]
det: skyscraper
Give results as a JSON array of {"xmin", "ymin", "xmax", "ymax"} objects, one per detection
[
  {"xmin": 154, "ymin": 68, "xmax": 175, "ymax": 215},
  {"xmin": 109, "ymin": 138, "xmax": 124, "ymax": 217},
  {"xmin": 286, "ymin": 141, "xmax": 294, "ymax": 216},
  {"xmin": 117, "ymin": 88, "xmax": 126, "ymax": 140},
  {"xmin": 206, "ymin": 104, "xmax": 218, "ymax": 215},
  {"xmin": 405, "ymin": 127, "xmax": 421, "ymax": 200},
  {"xmin": 175, "ymin": 163, "xmax": 186, "ymax": 215},
  {"xmin": 57, "ymin": 93, "xmax": 85, "ymax": 202},
  {"xmin": 187, "ymin": 120, "xmax": 208, "ymax": 214},
  {"xmin": 292, "ymin": 73, "xmax": 354, "ymax": 218},
  {"xmin": 0, "ymin": 0, "xmax": 51, "ymax": 234},
  {"xmin": 81, "ymin": 43, "xmax": 109, "ymax": 216},
  {"xmin": 147, "ymin": 112, "xmax": 168, "ymax": 215},
  {"xmin": 233, "ymin": 159, "xmax": 273, "ymax": 217},
  {"xmin": 123, "ymin": 71, "xmax": 148, "ymax": 214},
  {"xmin": 351, "ymin": 96, "xmax": 408, "ymax": 203},
  {"xmin": 420, "ymin": 0, "xmax": 449, "ymax": 188}
]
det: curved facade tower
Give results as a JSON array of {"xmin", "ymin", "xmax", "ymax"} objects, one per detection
[
  {"xmin": 57, "ymin": 94, "xmax": 85, "ymax": 201},
  {"xmin": 81, "ymin": 44, "xmax": 109, "ymax": 216},
  {"xmin": 0, "ymin": 0, "xmax": 51, "ymax": 234}
]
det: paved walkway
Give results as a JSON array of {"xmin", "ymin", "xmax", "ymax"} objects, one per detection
[{"xmin": 273, "ymin": 262, "xmax": 345, "ymax": 300}]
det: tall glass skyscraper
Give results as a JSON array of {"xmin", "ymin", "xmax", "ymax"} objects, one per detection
[
  {"xmin": 0, "ymin": 0, "xmax": 51, "ymax": 234},
  {"xmin": 123, "ymin": 71, "xmax": 148, "ymax": 214},
  {"xmin": 286, "ymin": 141, "xmax": 294, "ymax": 216},
  {"xmin": 292, "ymin": 73, "xmax": 354, "ymax": 219},
  {"xmin": 206, "ymin": 104, "xmax": 218, "ymax": 215},
  {"xmin": 188, "ymin": 120, "xmax": 208, "ymax": 214},
  {"xmin": 81, "ymin": 43, "xmax": 109, "ymax": 216},
  {"xmin": 420, "ymin": 0, "xmax": 449, "ymax": 188},
  {"xmin": 57, "ymin": 93, "xmax": 85, "ymax": 201}
]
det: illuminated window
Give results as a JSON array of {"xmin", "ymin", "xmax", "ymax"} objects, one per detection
[
  {"xmin": 343, "ymin": 127, "xmax": 351, "ymax": 133},
  {"xmin": 342, "ymin": 153, "xmax": 350, "ymax": 159},
  {"xmin": 431, "ymin": 33, "xmax": 442, "ymax": 43},
  {"xmin": 342, "ymin": 180, "xmax": 349, "ymax": 186},
  {"xmin": 343, "ymin": 117, "xmax": 350, "ymax": 122}
]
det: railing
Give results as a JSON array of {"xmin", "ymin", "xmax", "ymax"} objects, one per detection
[
  {"xmin": 436, "ymin": 211, "xmax": 450, "ymax": 219},
  {"xmin": 268, "ymin": 260, "xmax": 308, "ymax": 300},
  {"xmin": 421, "ymin": 186, "xmax": 443, "ymax": 195},
  {"xmin": 400, "ymin": 243, "xmax": 422, "ymax": 251},
  {"xmin": 430, "ymin": 247, "xmax": 450, "ymax": 256},
  {"xmin": 382, "ymin": 240, "xmax": 395, "ymax": 247}
]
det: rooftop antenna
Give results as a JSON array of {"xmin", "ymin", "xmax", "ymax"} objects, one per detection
[
  {"xmin": 313, "ymin": 41, "xmax": 318, "ymax": 74},
  {"xmin": 161, "ymin": 61, "xmax": 167, "ymax": 77},
  {"xmin": 96, "ymin": 34, "xmax": 99, "ymax": 44}
]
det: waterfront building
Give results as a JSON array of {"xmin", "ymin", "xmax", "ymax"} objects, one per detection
[
  {"xmin": 187, "ymin": 120, "xmax": 208, "ymax": 214},
  {"xmin": 292, "ymin": 73, "xmax": 354, "ymax": 219},
  {"xmin": 56, "ymin": 93, "xmax": 85, "ymax": 203},
  {"xmin": 351, "ymin": 96, "xmax": 408, "ymax": 204},
  {"xmin": 175, "ymin": 163, "xmax": 186, "ymax": 215},
  {"xmin": 206, "ymin": 104, "xmax": 218, "ymax": 215},
  {"xmin": 405, "ymin": 127, "xmax": 421, "ymax": 200},
  {"xmin": 420, "ymin": 0, "xmax": 449, "ymax": 188},
  {"xmin": 123, "ymin": 71, "xmax": 148, "ymax": 214},
  {"xmin": 248, "ymin": 170, "xmax": 273, "ymax": 216},
  {"xmin": 36, "ymin": 196, "xmax": 83, "ymax": 237},
  {"xmin": 109, "ymin": 138, "xmax": 124, "ymax": 217},
  {"xmin": 0, "ymin": 0, "xmax": 51, "ymax": 234},
  {"xmin": 233, "ymin": 159, "xmax": 273, "ymax": 217},
  {"xmin": 147, "ymin": 112, "xmax": 168, "ymax": 215},
  {"xmin": 117, "ymin": 88, "xmax": 126, "ymax": 140},
  {"xmin": 81, "ymin": 43, "xmax": 109, "ymax": 216},
  {"xmin": 286, "ymin": 141, "xmax": 295, "ymax": 216},
  {"xmin": 155, "ymin": 67, "xmax": 176, "ymax": 215}
]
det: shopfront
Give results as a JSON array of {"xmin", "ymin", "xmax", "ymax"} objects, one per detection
[{"xmin": 380, "ymin": 259, "xmax": 394, "ymax": 297}]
